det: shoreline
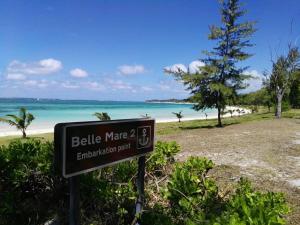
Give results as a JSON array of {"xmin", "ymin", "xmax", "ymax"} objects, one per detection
[{"xmin": 0, "ymin": 106, "xmax": 250, "ymax": 137}]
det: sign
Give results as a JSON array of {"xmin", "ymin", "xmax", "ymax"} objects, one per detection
[{"xmin": 55, "ymin": 119, "xmax": 155, "ymax": 178}]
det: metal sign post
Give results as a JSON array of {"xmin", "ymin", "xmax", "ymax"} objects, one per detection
[
  {"xmin": 135, "ymin": 156, "xmax": 146, "ymax": 225},
  {"xmin": 69, "ymin": 176, "xmax": 80, "ymax": 225}
]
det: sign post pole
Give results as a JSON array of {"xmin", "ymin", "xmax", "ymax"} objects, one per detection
[
  {"xmin": 135, "ymin": 155, "xmax": 146, "ymax": 225},
  {"xmin": 69, "ymin": 176, "xmax": 80, "ymax": 225}
]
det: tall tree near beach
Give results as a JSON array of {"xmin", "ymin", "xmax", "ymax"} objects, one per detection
[
  {"xmin": 165, "ymin": 0, "xmax": 255, "ymax": 127},
  {"xmin": 94, "ymin": 112, "xmax": 111, "ymax": 121},
  {"xmin": 264, "ymin": 47, "xmax": 300, "ymax": 118},
  {"xmin": 0, "ymin": 107, "xmax": 35, "ymax": 138}
]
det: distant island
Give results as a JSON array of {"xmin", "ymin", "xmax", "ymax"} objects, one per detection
[{"xmin": 146, "ymin": 98, "xmax": 192, "ymax": 103}]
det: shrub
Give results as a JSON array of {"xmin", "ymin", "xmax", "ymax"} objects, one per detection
[
  {"xmin": 0, "ymin": 139, "xmax": 290, "ymax": 225},
  {"xmin": 147, "ymin": 141, "xmax": 180, "ymax": 174},
  {"xmin": 164, "ymin": 156, "xmax": 218, "ymax": 223},
  {"xmin": 0, "ymin": 139, "xmax": 66, "ymax": 225},
  {"xmin": 212, "ymin": 178, "xmax": 290, "ymax": 225},
  {"xmin": 281, "ymin": 101, "xmax": 291, "ymax": 112}
]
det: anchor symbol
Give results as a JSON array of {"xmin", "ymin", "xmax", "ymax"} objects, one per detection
[{"xmin": 138, "ymin": 128, "xmax": 149, "ymax": 147}]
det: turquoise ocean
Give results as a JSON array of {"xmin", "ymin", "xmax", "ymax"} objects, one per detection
[{"xmin": 0, "ymin": 98, "xmax": 216, "ymax": 135}]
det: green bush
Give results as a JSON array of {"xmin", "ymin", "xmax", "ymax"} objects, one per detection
[
  {"xmin": 0, "ymin": 139, "xmax": 66, "ymax": 225},
  {"xmin": 80, "ymin": 171, "xmax": 137, "ymax": 225},
  {"xmin": 0, "ymin": 139, "xmax": 290, "ymax": 225},
  {"xmin": 164, "ymin": 156, "xmax": 218, "ymax": 223},
  {"xmin": 281, "ymin": 101, "xmax": 291, "ymax": 112},
  {"xmin": 147, "ymin": 141, "xmax": 180, "ymax": 174},
  {"xmin": 141, "ymin": 204, "xmax": 174, "ymax": 225},
  {"xmin": 212, "ymin": 178, "xmax": 290, "ymax": 225}
]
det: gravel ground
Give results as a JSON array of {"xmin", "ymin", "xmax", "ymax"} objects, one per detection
[{"xmin": 158, "ymin": 118, "xmax": 300, "ymax": 225}]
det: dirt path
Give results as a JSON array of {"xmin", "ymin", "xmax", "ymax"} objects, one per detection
[{"xmin": 158, "ymin": 118, "xmax": 300, "ymax": 224}]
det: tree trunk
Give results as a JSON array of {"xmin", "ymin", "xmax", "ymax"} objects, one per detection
[
  {"xmin": 22, "ymin": 130, "xmax": 26, "ymax": 138},
  {"xmin": 217, "ymin": 107, "xmax": 222, "ymax": 127},
  {"xmin": 276, "ymin": 94, "xmax": 283, "ymax": 118}
]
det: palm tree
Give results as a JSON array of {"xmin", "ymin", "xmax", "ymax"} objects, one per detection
[
  {"xmin": 236, "ymin": 109, "xmax": 241, "ymax": 117},
  {"xmin": 141, "ymin": 113, "xmax": 150, "ymax": 118},
  {"xmin": 94, "ymin": 112, "xmax": 111, "ymax": 121},
  {"xmin": 220, "ymin": 110, "xmax": 227, "ymax": 118},
  {"xmin": 249, "ymin": 105, "xmax": 258, "ymax": 114},
  {"xmin": 228, "ymin": 109, "xmax": 235, "ymax": 118},
  {"xmin": 172, "ymin": 111, "xmax": 183, "ymax": 122},
  {"xmin": 0, "ymin": 107, "xmax": 35, "ymax": 138}
]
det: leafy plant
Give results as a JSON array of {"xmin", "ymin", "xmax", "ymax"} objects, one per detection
[
  {"xmin": 0, "ymin": 139, "xmax": 65, "ymax": 225},
  {"xmin": 212, "ymin": 178, "xmax": 290, "ymax": 225},
  {"xmin": 249, "ymin": 105, "xmax": 258, "ymax": 114},
  {"xmin": 0, "ymin": 107, "xmax": 35, "ymax": 138},
  {"xmin": 0, "ymin": 139, "xmax": 290, "ymax": 225},
  {"xmin": 172, "ymin": 111, "xmax": 183, "ymax": 122},
  {"xmin": 147, "ymin": 141, "xmax": 180, "ymax": 174},
  {"xmin": 94, "ymin": 112, "xmax": 111, "ymax": 121},
  {"xmin": 227, "ymin": 109, "xmax": 235, "ymax": 117},
  {"xmin": 164, "ymin": 157, "xmax": 218, "ymax": 223}
]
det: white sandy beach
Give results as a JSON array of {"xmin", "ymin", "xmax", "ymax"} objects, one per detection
[{"xmin": 0, "ymin": 106, "xmax": 250, "ymax": 137}]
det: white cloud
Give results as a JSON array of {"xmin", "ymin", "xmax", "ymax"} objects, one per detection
[
  {"xmin": 70, "ymin": 68, "xmax": 88, "ymax": 78},
  {"xmin": 243, "ymin": 70, "xmax": 263, "ymax": 92},
  {"xmin": 7, "ymin": 58, "xmax": 62, "ymax": 76},
  {"xmin": 164, "ymin": 64, "xmax": 187, "ymax": 74},
  {"xmin": 106, "ymin": 79, "xmax": 136, "ymax": 92},
  {"xmin": 6, "ymin": 73, "xmax": 26, "ymax": 80},
  {"xmin": 158, "ymin": 82, "xmax": 171, "ymax": 91},
  {"xmin": 118, "ymin": 65, "xmax": 146, "ymax": 75},
  {"xmin": 141, "ymin": 86, "xmax": 153, "ymax": 91},
  {"xmin": 84, "ymin": 81, "xmax": 105, "ymax": 91},
  {"xmin": 60, "ymin": 80, "xmax": 105, "ymax": 91},
  {"xmin": 24, "ymin": 80, "xmax": 38, "ymax": 86},
  {"xmin": 24, "ymin": 80, "xmax": 49, "ymax": 88},
  {"xmin": 189, "ymin": 60, "xmax": 205, "ymax": 74},
  {"xmin": 157, "ymin": 80, "xmax": 188, "ymax": 94},
  {"xmin": 165, "ymin": 61, "xmax": 204, "ymax": 74},
  {"xmin": 61, "ymin": 82, "xmax": 80, "ymax": 89}
]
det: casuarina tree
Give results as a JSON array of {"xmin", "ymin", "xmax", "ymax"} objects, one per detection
[
  {"xmin": 0, "ymin": 107, "xmax": 35, "ymax": 138},
  {"xmin": 165, "ymin": 0, "xmax": 255, "ymax": 127}
]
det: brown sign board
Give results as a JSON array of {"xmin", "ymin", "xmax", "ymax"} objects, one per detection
[{"xmin": 54, "ymin": 119, "xmax": 155, "ymax": 178}]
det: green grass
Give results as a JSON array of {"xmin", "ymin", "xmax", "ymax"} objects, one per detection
[
  {"xmin": 155, "ymin": 108, "xmax": 300, "ymax": 135},
  {"xmin": 0, "ymin": 109, "xmax": 299, "ymax": 145}
]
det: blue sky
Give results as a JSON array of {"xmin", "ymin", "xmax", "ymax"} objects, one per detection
[{"xmin": 0, "ymin": 0, "xmax": 299, "ymax": 101}]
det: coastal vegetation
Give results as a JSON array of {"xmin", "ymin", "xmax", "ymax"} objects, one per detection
[
  {"xmin": 141, "ymin": 113, "xmax": 151, "ymax": 118},
  {"xmin": 263, "ymin": 46, "xmax": 300, "ymax": 118},
  {"xmin": 0, "ymin": 107, "xmax": 35, "ymax": 138},
  {"xmin": 0, "ymin": 139, "xmax": 291, "ymax": 225},
  {"xmin": 0, "ymin": 108, "xmax": 299, "ymax": 146},
  {"xmin": 172, "ymin": 111, "xmax": 183, "ymax": 122},
  {"xmin": 94, "ymin": 112, "xmax": 111, "ymax": 121},
  {"xmin": 0, "ymin": 0, "xmax": 299, "ymax": 224},
  {"xmin": 237, "ymin": 50, "xmax": 300, "ymax": 115},
  {"xmin": 166, "ymin": 0, "xmax": 256, "ymax": 127}
]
